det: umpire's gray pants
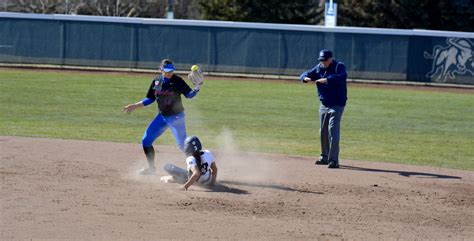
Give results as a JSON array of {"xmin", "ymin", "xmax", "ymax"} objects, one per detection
[{"xmin": 319, "ymin": 104, "xmax": 345, "ymax": 163}]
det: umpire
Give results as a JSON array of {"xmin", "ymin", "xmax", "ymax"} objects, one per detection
[{"xmin": 300, "ymin": 50, "xmax": 347, "ymax": 169}]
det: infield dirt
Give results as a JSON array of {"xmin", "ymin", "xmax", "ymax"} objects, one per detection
[{"xmin": 1, "ymin": 136, "xmax": 473, "ymax": 240}]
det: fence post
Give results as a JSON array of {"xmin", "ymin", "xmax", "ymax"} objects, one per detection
[
  {"xmin": 207, "ymin": 27, "xmax": 212, "ymax": 72},
  {"xmin": 59, "ymin": 20, "xmax": 66, "ymax": 66},
  {"xmin": 130, "ymin": 24, "xmax": 138, "ymax": 69},
  {"xmin": 277, "ymin": 31, "xmax": 282, "ymax": 75}
]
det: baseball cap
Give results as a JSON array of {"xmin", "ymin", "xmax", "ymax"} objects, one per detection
[
  {"xmin": 162, "ymin": 63, "xmax": 176, "ymax": 72},
  {"xmin": 318, "ymin": 49, "xmax": 333, "ymax": 61}
]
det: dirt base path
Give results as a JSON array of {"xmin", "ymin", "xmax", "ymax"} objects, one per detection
[{"xmin": 1, "ymin": 136, "xmax": 473, "ymax": 240}]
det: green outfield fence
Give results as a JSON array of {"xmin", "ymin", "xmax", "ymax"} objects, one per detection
[{"xmin": 1, "ymin": 12, "xmax": 473, "ymax": 85}]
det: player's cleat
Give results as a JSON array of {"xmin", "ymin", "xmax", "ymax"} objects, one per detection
[
  {"xmin": 160, "ymin": 175, "xmax": 176, "ymax": 183},
  {"xmin": 328, "ymin": 161, "xmax": 339, "ymax": 169},
  {"xmin": 315, "ymin": 158, "xmax": 329, "ymax": 165},
  {"xmin": 138, "ymin": 166, "xmax": 156, "ymax": 175}
]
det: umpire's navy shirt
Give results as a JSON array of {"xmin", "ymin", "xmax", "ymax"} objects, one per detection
[{"xmin": 300, "ymin": 59, "xmax": 348, "ymax": 107}]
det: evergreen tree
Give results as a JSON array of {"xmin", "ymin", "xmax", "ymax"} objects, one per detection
[
  {"xmin": 198, "ymin": 0, "xmax": 323, "ymax": 24},
  {"xmin": 338, "ymin": 0, "xmax": 474, "ymax": 32}
]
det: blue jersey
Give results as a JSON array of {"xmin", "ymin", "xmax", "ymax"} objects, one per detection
[{"xmin": 300, "ymin": 59, "xmax": 348, "ymax": 107}]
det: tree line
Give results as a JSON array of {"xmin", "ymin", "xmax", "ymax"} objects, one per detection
[{"xmin": 2, "ymin": 0, "xmax": 473, "ymax": 32}]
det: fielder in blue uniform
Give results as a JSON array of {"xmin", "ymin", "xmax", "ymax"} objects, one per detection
[
  {"xmin": 123, "ymin": 59, "xmax": 200, "ymax": 175},
  {"xmin": 300, "ymin": 50, "xmax": 347, "ymax": 169}
]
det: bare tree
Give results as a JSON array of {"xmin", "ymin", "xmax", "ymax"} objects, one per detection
[
  {"xmin": 6, "ymin": 0, "xmax": 61, "ymax": 14},
  {"xmin": 3, "ymin": 0, "xmax": 200, "ymax": 19},
  {"xmin": 74, "ymin": 0, "xmax": 166, "ymax": 18}
]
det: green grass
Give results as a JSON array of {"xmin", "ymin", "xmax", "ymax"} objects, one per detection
[{"xmin": 1, "ymin": 69, "xmax": 473, "ymax": 170}]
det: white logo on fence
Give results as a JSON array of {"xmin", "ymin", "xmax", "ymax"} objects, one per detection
[{"xmin": 424, "ymin": 38, "xmax": 474, "ymax": 83}]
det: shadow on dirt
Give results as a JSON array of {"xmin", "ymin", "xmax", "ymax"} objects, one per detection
[
  {"xmin": 340, "ymin": 165, "xmax": 461, "ymax": 179},
  {"xmin": 219, "ymin": 180, "xmax": 324, "ymax": 195},
  {"xmin": 200, "ymin": 183, "xmax": 250, "ymax": 194}
]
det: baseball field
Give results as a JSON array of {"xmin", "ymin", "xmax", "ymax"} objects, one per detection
[{"xmin": 1, "ymin": 68, "xmax": 473, "ymax": 239}]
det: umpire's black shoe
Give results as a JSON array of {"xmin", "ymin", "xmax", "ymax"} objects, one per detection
[
  {"xmin": 328, "ymin": 161, "xmax": 339, "ymax": 169},
  {"xmin": 315, "ymin": 159, "xmax": 329, "ymax": 165}
]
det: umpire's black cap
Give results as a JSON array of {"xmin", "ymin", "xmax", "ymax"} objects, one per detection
[{"xmin": 318, "ymin": 49, "xmax": 333, "ymax": 61}]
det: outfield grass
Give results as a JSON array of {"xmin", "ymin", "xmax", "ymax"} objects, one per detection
[{"xmin": 1, "ymin": 69, "xmax": 473, "ymax": 170}]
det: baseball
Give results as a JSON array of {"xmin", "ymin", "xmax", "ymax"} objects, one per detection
[{"xmin": 191, "ymin": 65, "xmax": 199, "ymax": 71}]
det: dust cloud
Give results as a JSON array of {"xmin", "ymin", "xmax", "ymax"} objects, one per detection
[{"xmin": 214, "ymin": 128, "xmax": 286, "ymax": 184}]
